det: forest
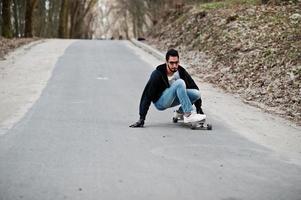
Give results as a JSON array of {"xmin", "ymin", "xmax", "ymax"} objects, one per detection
[{"xmin": 0, "ymin": 0, "xmax": 295, "ymax": 39}]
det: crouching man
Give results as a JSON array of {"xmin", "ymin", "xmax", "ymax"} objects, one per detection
[{"xmin": 130, "ymin": 49, "xmax": 206, "ymax": 128}]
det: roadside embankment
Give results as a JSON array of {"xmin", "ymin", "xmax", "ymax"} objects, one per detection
[{"xmin": 146, "ymin": 2, "xmax": 301, "ymax": 125}]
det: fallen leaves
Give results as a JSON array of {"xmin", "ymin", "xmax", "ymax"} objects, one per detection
[{"xmin": 0, "ymin": 37, "xmax": 38, "ymax": 60}]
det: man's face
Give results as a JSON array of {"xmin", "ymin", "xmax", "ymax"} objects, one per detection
[{"xmin": 167, "ymin": 56, "xmax": 179, "ymax": 73}]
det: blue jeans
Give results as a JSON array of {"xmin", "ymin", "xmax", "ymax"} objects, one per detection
[{"xmin": 154, "ymin": 79, "xmax": 201, "ymax": 113}]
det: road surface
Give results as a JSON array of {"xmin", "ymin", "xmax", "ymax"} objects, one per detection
[{"xmin": 0, "ymin": 40, "xmax": 300, "ymax": 200}]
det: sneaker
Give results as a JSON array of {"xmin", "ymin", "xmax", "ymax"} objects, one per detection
[
  {"xmin": 184, "ymin": 113, "xmax": 206, "ymax": 123},
  {"xmin": 174, "ymin": 110, "xmax": 184, "ymax": 120}
]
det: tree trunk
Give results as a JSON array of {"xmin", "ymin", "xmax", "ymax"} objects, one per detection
[
  {"xmin": 25, "ymin": 0, "xmax": 38, "ymax": 37},
  {"xmin": 17, "ymin": 0, "xmax": 26, "ymax": 37},
  {"xmin": 123, "ymin": 12, "xmax": 129, "ymax": 39},
  {"xmin": 69, "ymin": 0, "xmax": 97, "ymax": 39},
  {"xmin": 58, "ymin": 0, "xmax": 69, "ymax": 38},
  {"xmin": 0, "ymin": 1, "xmax": 2, "ymax": 35},
  {"xmin": 46, "ymin": 0, "xmax": 55, "ymax": 37},
  {"xmin": 2, "ymin": 0, "xmax": 13, "ymax": 38},
  {"xmin": 12, "ymin": 0, "xmax": 20, "ymax": 37},
  {"xmin": 69, "ymin": 1, "xmax": 80, "ymax": 38},
  {"xmin": 83, "ymin": 13, "xmax": 95, "ymax": 39},
  {"xmin": 34, "ymin": 0, "xmax": 44, "ymax": 37}
]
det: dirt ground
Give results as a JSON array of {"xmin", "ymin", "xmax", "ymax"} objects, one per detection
[{"xmin": 0, "ymin": 37, "xmax": 38, "ymax": 60}]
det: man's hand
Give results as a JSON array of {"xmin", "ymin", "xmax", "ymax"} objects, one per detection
[{"xmin": 129, "ymin": 119, "xmax": 144, "ymax": 128}]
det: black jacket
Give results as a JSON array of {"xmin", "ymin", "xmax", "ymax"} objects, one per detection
[{"xmin": 139, "ymin": 64, "xmax": 201, "ymax": 120}]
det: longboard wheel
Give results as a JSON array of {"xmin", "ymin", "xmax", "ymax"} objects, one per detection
[
  {"xmin": 207, "ymin": 124, "xmax": 212, "ymax": 130},
  {"xmin": 190, "ymin": 122, "xmax": 201, "ymax": 130},
  {"xmin": 172, "ymin": 117, "xmax": 178, "ymax": 123}
]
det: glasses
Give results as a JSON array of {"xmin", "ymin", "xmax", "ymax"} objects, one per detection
[{"xmin": 168, "ymin": 61, "xmax": 179, "ymax": 65}]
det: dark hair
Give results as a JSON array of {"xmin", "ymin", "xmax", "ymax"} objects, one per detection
[{"xmin": 165, "ymin": 49, "xmax": 179, "ymax": 61}]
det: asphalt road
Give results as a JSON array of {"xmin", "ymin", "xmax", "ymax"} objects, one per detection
[{"xmin": 0, "ymin": 40, "xmax": 301, "ymax": 200}]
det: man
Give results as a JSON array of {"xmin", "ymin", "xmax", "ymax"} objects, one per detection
[{"xmin": 130, "ymin": 49, "xmax": 206, "ymax": 128}]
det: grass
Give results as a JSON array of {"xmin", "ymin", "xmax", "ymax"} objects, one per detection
[{"xmin": 196, "ymin": 0, "xmax": 260, "ymax": 11}]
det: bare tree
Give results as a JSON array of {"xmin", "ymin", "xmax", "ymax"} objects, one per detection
[
  {"xmin": 58, "ymin": 0, "xmax": 69, "ymax": 38},
  {"xmin": 96, "ymin": 0, "xmax": 117, "ymax": 39},
  {"xmin": 107, "ymin": 0, "xmax": 144, "ymax": 38},
  {"xmin": 145, "ymin": 0, "xmax": 165, "ymax": 26},
  {"xmin": 34, "ymin": 0, "xmax": 47, "ymax": 37},
  {"xmin": 17, "ymin": 0, "xmax": 26, "ymax": 37},
  {"xmin": 69, "ymin": 0, "xmax": 98, "ymax": 39},
  {"xmin": 2, "ymin": 0, "xmax": 13, "ymax": 38},
  {"xmin": 128, "ymin": 0, "xmax": 146, "ymax": 38},
  {"xmin": 45, "ymin": 0, "xmax": 61, "ymax": 38},
  {"xmin": 0, "ymin": 1, "xmax": 2, "ymax": 36},
  {"xmin": 25, "ymin": 0, "xmax": 38, "ymax": 37},
  {"xmin": 105, "ymin": 0, "xmax": 174, "ymax": 39},
  {"xmin": 12, "ymin": 0, "xmax": 21, "ymax": 37},
  {"xmin": 83, "ymin": 11, "xmax": 97, "ymax": 38}
]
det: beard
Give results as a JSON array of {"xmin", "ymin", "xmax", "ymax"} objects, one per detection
[{"xmin": 168, "ymin": 65, "xmax": 178, "ymax": 73}]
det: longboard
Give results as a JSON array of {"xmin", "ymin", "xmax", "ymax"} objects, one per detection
[{"xmin": 172, "ymin": 116, "xmax": 212, "ymax": 130}]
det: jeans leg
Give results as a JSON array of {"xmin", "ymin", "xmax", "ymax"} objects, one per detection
[
  {"xmin": 178, "ymin": 89, "xmax": 201, "ymax": 112},
  {"xmin": 187, "ymin": 89, "xmax": 201, "ymax": 104},
  {"xmin": 154, "ymin": 79, "xmax": 193, "ymax": 113}
]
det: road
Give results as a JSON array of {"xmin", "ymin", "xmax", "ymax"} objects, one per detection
[{"xmin": 0, "ymin": 40, "xmax": 301, "ymax": 200}]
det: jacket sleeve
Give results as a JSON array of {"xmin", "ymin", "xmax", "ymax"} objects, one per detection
[
  {"xmin": 139, "ymin": 71, "xmax": 159, "ymax": 120},
  {"xmin": 139, "ymin": 87, "xmax": 151, "ymax": 120},
  {"xmin": 182, "ymin": 68, "xmax": 199, "ymax": 90}
]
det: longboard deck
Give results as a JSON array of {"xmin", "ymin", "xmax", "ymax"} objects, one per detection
[{"xmin": 172, "ymin": 117, "xmax": 212, "ymax": 130}]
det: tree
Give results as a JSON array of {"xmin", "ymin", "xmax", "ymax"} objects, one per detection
[
  {"xmin": 35, "ymin": 0, "xmax": 47, "ymax": 37},
  {"xmin": 12, "ymin": 0, "xmax": 21, "ymax": 37},
  {"xmin": 0, "ymin": 1, "xmax": 2, "ymax": 35},
  {"xmin": 108, "ymin": 0, "xmax": 145, "ymax": 39},
  {"xmin": 2, "ymin": 0, "xmax": 13, "ymax": 38},
  {"xmin": 105, "ymin": 0, "xmax": 175, "ymax": 39},
  {"xmin": 16, "ymin": 0, "xmax": 26, "ymax": 37},
  {"xmin": 58, "ymin": 0, "xmax": 69, "ymax": 38},
  {"xmin": 47, "ymin": 0, "xmax": 61, "ymax": 37},
  {"xmin": 145, "ymin": 0, "xmax": 164, "ymax": 26},
  {"xmin": 69, "ymin": 0, "xmax": 98, "ymax": 39},
  {"xmin": 96, "ymin": 0, "xmax": 116, "ymax": 39},
  {"xmin": 25, "ymin": 0, "xmax": 38, "ymax": 37},
  {"xmin": 128, "ymin": 0, "xmax": 146, "ymax": 38}
]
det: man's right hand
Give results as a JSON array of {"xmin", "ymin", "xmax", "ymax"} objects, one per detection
[{"xmin": 129, "ymin": 119, "xmax": 144, "ymax": 128}]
